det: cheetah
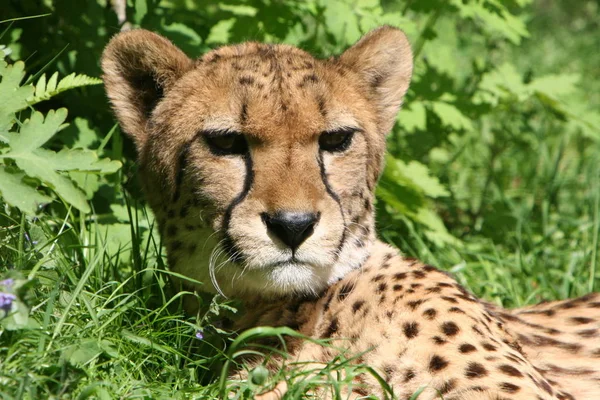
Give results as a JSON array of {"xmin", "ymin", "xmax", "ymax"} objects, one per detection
[{"xmin": 101, "ymin": 26, "xmax": 600, "ymax": 399}]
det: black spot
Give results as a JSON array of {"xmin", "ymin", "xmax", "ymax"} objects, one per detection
[
  {"xmin": 448, "ymin": 307, "xmax": 465, "ymax": 314},
  {"xmin": 337, "ymin": 282, "xmax": 355, "ymax": 301},
  {"xmin": 439, "ymin": 379, "xmax": 457, "ymax": 394},
  {"xmin": 499, "ymin": 382, "xmax": 520, "ymax": 393},
  {"xmin": 407, "ymin": 299, "xmax": 426, "ymax": 310},
  {"xmin": 403, "ymin": 321, "xmax": 419, "ymax": 339},
  {"xmin": 456, "ymin": 293, "xmax": 477, "ymax": 303},
  {"xmin": 465, "ymin": 362, "xmax": 488, "ymax": 378},
  {"xmin": 498, "ymin": 364, "xmax": 523, "ymax": 377},
  {"xmin": 394, "ymin": 272, "xmax": 407, "ymax": 280},
  {"xmin": 557, "ymin": 392, "xmax": 576, "ymax": 400},
  {"xmin": 441, "ymin": 296, "xmax": 458, "ymax": 304},
  {"xmin": 577, "ymin": 328, "xmax": 598, "ymax": 338},
  {"xmin": 468, "ymin": 386, "xmax": 487, "ymax": 392},
  {"xmin": 393, "ymin": 284, "xmax": 403, "ymax": 291},
  {"xmin": 370, "ymin": 72, "xmax": 385, "ymax": 88},
  {"xmin": 423, "ymin": 308, "xmax": 437, "ymax": 320},
  {"xmin": 352, "ymin": 300, "xmax": 365, "ymax": 313},
  {"xmin": 412, "ymin": 270, "xmax": 426, "ymax": 279},
  {"xmin": 377, "ymin": 282, "xmax": 387, "ymax": 294},
  {"xmin": 320, "ymin": 291, "xmax": 334, "ymax": 311},
  {"xmin": 382, "ymin": 364, "xmax": 395, "ymax": 382},
  {"xmin": 441, "ymin": 321, "xmax": 460, "ymax": 336},
  {"xmin": 239, "ymin": 76, "xmax": 255, "ymax": 85},
  {"xmin": 472, "ymin": 325, "xmax": 484, "ymax": 336},
  {"xmin": 429, "ymin": 355, "xmax": 449, "ymax": 372},
  {"xmin": 371, "ymin": 274, "xmax": 385, "ymax": 282},
  {"xmin": 482, "ymin": 342, "xmax": 497, "ymax": 351},
  {"xmin": 170, "ymin": 240, "xmax": 183, "ymax": 251},
  {"xmin": 459, "ymin": 343, "xmax": 477, "ymax": 353},
  {"xmin": 403, "ymin": 369, "xmax": 416, "ymax": 382},
  {"xmin": 432, "ymin": 336, "xmax": 447, "ymax": 345},
  {"xmin": 323, "ymin": 317, "xmax": 338, "ymax": 337},
  {"xmin": 298, "ymin": 73, "xmax": 318, "ymax": 87},
  {"xmin": 240, "ymin": 102, "xmax": 248, "ymax": 124}
]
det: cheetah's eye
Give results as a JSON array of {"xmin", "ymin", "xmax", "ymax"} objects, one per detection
[
  {"xmin": 204, "ymin": 132, "xmax": 248, "ymax": 156},
  {"xmin": 318, "ymin": 128, "xmax": 356, "ymax": 153}
]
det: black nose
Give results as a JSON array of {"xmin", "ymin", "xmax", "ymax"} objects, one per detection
[{"xmin": 261, "ymin": 211, "xmax": 320, "ymax": 250}]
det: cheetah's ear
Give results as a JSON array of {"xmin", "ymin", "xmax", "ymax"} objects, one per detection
[
  {"xmin": 340, "ymin": 26, "xmax": 413, "ymax": 134},
  {"xmin": 101, "ymin": 29, "xmax": 193, "ymax": 148}
]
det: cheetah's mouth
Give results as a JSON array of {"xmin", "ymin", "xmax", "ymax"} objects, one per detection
[{"xmin": 263, "ymin": 258, "xmax": 309, "ymax": 269}]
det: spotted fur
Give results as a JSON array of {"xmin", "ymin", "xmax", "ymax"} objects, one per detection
[{"xmin": 102, "ymin": 27, "xmax": 600, "ymax": 399}]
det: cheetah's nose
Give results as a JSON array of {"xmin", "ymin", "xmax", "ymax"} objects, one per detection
[{"xmin": 261, "ymin": 211, "xmax": 320, "ymax": 251}]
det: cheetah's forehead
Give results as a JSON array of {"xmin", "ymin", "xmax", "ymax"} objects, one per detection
[{"xmin": 170, "ymin": 43, "xmax": 365, "ymax": 142}]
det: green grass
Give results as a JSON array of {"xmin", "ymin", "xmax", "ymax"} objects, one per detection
[
  {"xmin": 1, "ymin": 127, "xmax": 598, "ymax": 398},
  {"xmin": 1, "ymin": 1, "xmax": 600, "ymax": 399}
]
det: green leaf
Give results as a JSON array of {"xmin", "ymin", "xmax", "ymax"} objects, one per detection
[
  {"xmin": 429, "ymin": 101, "xmax": 473, "ymax": 131},
  {"xmin": 474, "ymin": 63, "xmax": 528, "ymax": 105},
  {"xmin": 0, "ymin": 60, "xmax": 34, "ymax": 131},
  {"xmin": 5, "ymin": 109, "xmax": 68, "ymax": 153},
  {"xmin": 0, "ymin": 74, "xmax": 121, "ymax": 214},
  {"xmin": 1, "ymin": 296, "xmax": 39, "ymax": 331},
  {"xmin": 451, "ymin": 0, "xmax": 529, "ymax": 44},
  {"xmin": 33, "ymin": 148, "xmax": 121, "ymax": 173},
  {"xmin": 63, "ymin": 339, "xmax": 103, "ymax": 366},
  {"xmin": 399, "ymin": 102, "xmax": 427, "ymax": 132},
  {"xmin": 324, "ymin": 0, "xmax": 361, "ymax": 45},
  {"xmin": 28, "ymin": 72, "xmax": 102, "ymax": 106},
  {"xmin": 384, "ymin": 155, "xmax": 449, "ymax": 199},
  {"xmin": 206, "ymin": 19, "xmax": 236, "ymax": 44},
  {"xmin": 162, "ymin": 22, "xmax": 203, "ymax": 46},
  {"xmin": 134, "ymin": 0, "xmax": 148, "ymax": 24},
  {"xmin": 528, "ymin": 73, "xmax": 579, "ymax": 101},
  {"xmin": 0, "ymin": 166, "xmax": 51, "ymax": 213},
  {"xmin": 14, "ymin": 156, "xmax": 90, "ymax": 212}
]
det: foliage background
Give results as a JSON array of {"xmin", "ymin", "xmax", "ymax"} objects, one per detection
[{"xmin": 0, "ymin": 0, "xmax": 599, "ymax": 398}]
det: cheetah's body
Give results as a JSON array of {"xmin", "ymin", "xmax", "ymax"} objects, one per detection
[
  {"xmin": 101, "ymin": 27, "xmax": 600, "ymax": 399},
  {"xmin": 236, "ymin": 242, "xmax": 600, "ymax": 399}
]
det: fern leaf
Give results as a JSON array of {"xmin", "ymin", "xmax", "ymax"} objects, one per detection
[
  {"xmin": 47, "ymin": 72, "xmax": 58, "ymax": 93},
  {"xmin": 0, "ymin": 166, "xmax": 52, "ymax": 214},
  {"xmin": 0, "ymin": 61, "xmax": 34, "ymax": 131},
  {"xmin": 5, "ymin": 109, "xmax": 68, "ymax": 153},
  {"xmin": 3, "ymin": 108, "xmax": 121, "ymax": 213},
  {"xmin": 28, "ymin": 72, "xmax": 102, "ymax": 105}
]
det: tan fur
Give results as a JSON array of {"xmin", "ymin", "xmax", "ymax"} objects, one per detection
[{"xmin": 102, "ymin": 27, "xmax": 600, "ymax": 399}]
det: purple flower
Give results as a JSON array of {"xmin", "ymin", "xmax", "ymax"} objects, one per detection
[
  {"xmin": 0, "ymin": 293, "xmax": 16, "ymax": 313},
  {"xmin": 0, "ymin": 279, "xmax": 14, "ymax": 288},
  {"xmin": 195, "ymin": 330, "xmax": 204, "ymax": 340}
]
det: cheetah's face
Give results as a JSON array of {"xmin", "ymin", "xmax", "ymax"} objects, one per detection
[{"xmin": 102, "ymin": 27, "xmax": 412, "ymax": 299}]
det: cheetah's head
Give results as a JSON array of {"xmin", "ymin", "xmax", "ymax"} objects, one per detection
[{"xmin": 102, "ymin": 27, "xmax": 412, "ymax": 299}]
